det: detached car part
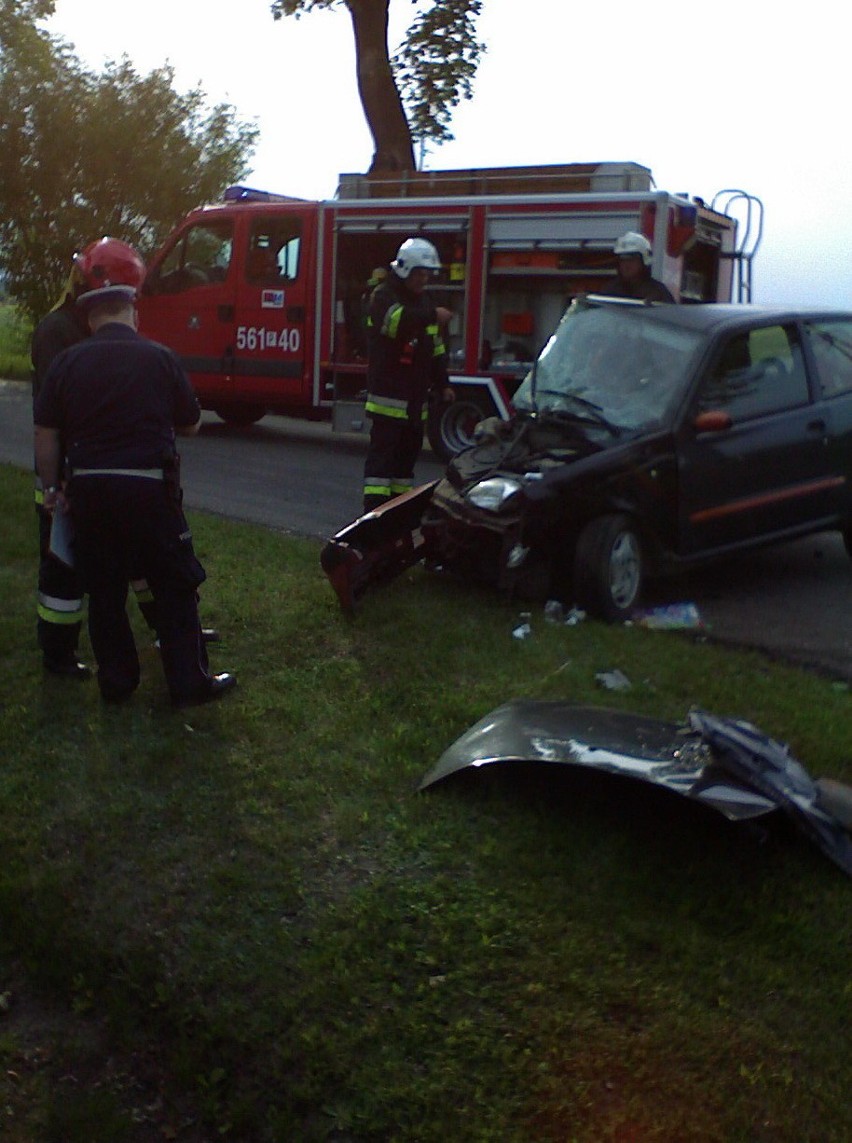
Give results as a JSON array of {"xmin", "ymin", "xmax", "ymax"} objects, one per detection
[
  {"xmin": 320, "ymin": 482, "xmax": 437, "ymax": 613},
  {"xmin": 419, "ymin": 702, "xmax": 852, "ymax": 878}
]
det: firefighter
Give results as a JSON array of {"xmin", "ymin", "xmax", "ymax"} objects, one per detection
[
  {"xmin": 362, "ymin": 238, "xmax": 453, "ymax": 511},
  {"xmin": 33, "ymin": 238, "xmax": 236, "ymax": 707},
  {"xmin": 31, "ymin": 263, "xmax": 92, "ymax": 676},
  {"xmin": 30, "ymin": 254, "xmax": 219, "ymax": 677},
  {"xmin": 602, "ymin": 232, "xmax": 676, "ymax": 303},
  {"xmin": 350, "ymin": 267, "xmax": 387, "ymax": 360}
]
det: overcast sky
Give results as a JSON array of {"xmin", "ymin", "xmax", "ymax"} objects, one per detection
[{"xmin": 47, "ymin": 0, "xmax": 851, "ymax": 307}]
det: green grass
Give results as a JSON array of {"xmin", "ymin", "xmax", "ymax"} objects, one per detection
[
  {"xmin": 0, "ymin": 303, "xmax": 33, "ymax": 380},
  {"xmin": 0, "ymin": 460, "xmax": 850, "ymax": 1141}
]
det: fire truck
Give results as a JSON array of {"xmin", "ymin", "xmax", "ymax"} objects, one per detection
[{"xmin": 137, "ymin": 161, "xmax": 762, "ymax": 459}]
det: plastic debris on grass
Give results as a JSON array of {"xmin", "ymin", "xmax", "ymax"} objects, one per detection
[
  {"xmin": 544, "ymin": 600, "xmax": 586, "ymax": 626},
  {"xmin": 633, "ymin": 602, "xmax": 703, "ymax": 630},
  {"xmin": 595, "ymin": 669, "xmax": 632, "ymax": 692},
  {"xmin": 512, "ymin": 613, "xmax": 533, "ymax": 640}
]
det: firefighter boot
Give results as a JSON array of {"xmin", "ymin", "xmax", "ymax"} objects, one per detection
[
  {"xmin": 159, "ymin": 629, "xmax": 236, "ymax": 707},
  {"xmin": 43, "ymin": 654, "xmax": 93, "ymax": 680},
  {"xmin": 40, "ymin": 619, "xmax": 92, "ymax": 679}
]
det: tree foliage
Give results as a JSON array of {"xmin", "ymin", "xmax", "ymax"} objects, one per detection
[
  {"xmin": 270, "ymin": 0, "xmax": 484, "ymax": 172},
  {"xmin": 0, "ymin": 1, "xmax": 259, "ymax": 322},
  {"xmin": 393, "ymin": 0, "xmax": 483, "ymax": 148}
]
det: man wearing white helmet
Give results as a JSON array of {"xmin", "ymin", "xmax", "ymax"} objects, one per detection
[
  {"xmin": 602, "ymin": 231, "xmax": 676, "ymax": 303},
  {"xmin": 362, "ymin": 237, "xmax": 454, "ymax": 511}
]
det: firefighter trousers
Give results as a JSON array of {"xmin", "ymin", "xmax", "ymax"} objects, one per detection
[
  {"xmin": 363, "ymin": 412, "xmax": 424, "ymax": 511},
  {"xmin": 69, "ymin": 475, "xmax": 212, "ymax": 703},
  {"xmin": 36, "ymin": 503, "xmax": 85, "ymax": 665}
]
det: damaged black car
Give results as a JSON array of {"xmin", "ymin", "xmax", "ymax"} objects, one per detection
[{"xmin": 324, "ymin": 297, "xmax": 852, "ymax": 619}]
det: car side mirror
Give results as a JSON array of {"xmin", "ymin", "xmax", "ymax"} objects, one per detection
[{"xmin": 693, "ymin": 410, "xmax": 733, "ymax": 433}]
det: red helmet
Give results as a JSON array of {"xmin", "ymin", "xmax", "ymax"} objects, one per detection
[{"xmin": 74, "ymin": 237, "xmax": 146, "ymax": 308}]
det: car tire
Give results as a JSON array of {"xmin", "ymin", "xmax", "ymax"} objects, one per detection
[
  {"xmin": 213, "ymin": 404, "xmax": 266, "ymax": 427},
  {"xmin": 427, "ymin": 396, "xmax": 487, "ymax": 462},
  {"xmin": 574, "ymin": 514, "xmax": 644, "ymax": 622}
]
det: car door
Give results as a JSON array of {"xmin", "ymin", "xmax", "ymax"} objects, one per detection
[
  {"xmin": 231, "ymin": 207, "xmax": 313, "ymax": 404},
  {"xmin": 677, "ymin": 321, "xmax": 836, "ymax": 556},
  {"xmin": 138, "ymin": 215, "xmax": 237, "ymax": 403},
  {"xmin": 801, "ymin": 318, "xmax": 852, "ymax": 526}
]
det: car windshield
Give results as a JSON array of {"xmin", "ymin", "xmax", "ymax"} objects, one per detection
[{"xmin": 513, "ymin": 300, "xmax": 703, "ymax": 433}]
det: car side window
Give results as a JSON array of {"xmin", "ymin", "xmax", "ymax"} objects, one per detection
[
  {"xmin": 145, "ymin": 222, "xmax": 234, "ymax": 295},
  {"xmin": 804, "ymin": 320, "xmax": 852, "ymax": 398},
  {"xmin": 247, "ymin": 216, "xmax": 302, "ymax": 284},
  {"xmin": 698, "ymin": 325, "xmax": 809, "ymax": 421}
]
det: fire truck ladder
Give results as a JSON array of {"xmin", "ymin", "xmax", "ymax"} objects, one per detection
[{"xmin": 712, "ymin": 189, "xmax": 764, "ymax": 303}]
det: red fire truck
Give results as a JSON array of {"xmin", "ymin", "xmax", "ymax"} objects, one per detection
[{"xmin": 137, "ymin": 162, "xmax": 761, "ymax": 458}]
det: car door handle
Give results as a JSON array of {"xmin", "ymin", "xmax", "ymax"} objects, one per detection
[{"xmin": 806, "ymin": 419, "xmax": 827, "ymax": 433}]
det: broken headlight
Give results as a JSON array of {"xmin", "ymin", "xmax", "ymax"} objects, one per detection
[{"xmin": 466, "ymin": 477, "xmax": 523, "ymax": 512}]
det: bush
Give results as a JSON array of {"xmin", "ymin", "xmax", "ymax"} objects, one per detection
[{"xmin": 0, "ymin": 303, "xmax": 32, "ymax": 380}]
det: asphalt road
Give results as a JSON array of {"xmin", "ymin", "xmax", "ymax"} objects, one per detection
[{"xmin": 3, "ymin": 378, "xmax": 850, "ymax": 680}]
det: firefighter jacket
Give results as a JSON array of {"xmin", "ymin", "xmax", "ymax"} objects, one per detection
[
  {"xmin": 31, "ymin": 299, "xmax": 88, "ymax": 400},
  {"xmin": 31, "ymin": 299, "xmax": 89, "ymax": 512},
  {"xmin": 35, "ymin": 323, "xmax": 201, "ymax": 472},
  {"xmin": 365, "ymin": 273, "xmax": 448, "ymax": 422},
  {"xmin": 600, "ymin": 272, "xmax": 676, "ymax": 303}
]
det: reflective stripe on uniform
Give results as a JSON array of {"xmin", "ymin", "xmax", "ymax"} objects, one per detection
[
  {"xmin": 390, "ymin": 478, "xmax": 414, "ymax": 495},
  {"xmin": 365, "ymin": 395, "xmax": 409, "ymax": 419},
  {"xmin": 426, "ymin": 324, "xmax": 447, "ymax": 358},
  {"xmin": 37, "ymin": 592, "xmax": 84, "ymax": 624},
  {"xmin": 363, "ymin": 480, "xmax": 392, "ymax": 499},
  {"xmin": 365, "ymin": 397, "xmax": 429, "ymax": 421},
  {"xmin": 131, "ymin": 579, "xmax": 154, "ymax": 604},
  {"xmin": 72, "ymin": 467, "xmax": 164, "ymax": 480},
  {"xmin": 380, "ymin": 304, "xmax": 405, "ymax": 339}
]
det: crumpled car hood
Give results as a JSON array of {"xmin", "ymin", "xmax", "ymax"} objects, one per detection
[
  {"xmin": 444, "ymin": 417, "xmax": 597, "ymax": 489},
  {"xmin": 419, "ymin": 702, "xmax": 852, "ymax": 878}
]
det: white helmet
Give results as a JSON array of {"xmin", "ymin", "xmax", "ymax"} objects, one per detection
[
  {"xmin": 391, "ymin": 237, "xmax": 441, "ymax": 279},
  {"xmin": 614, "ymin": 231, "xmax": 652, "ymax": 267}
]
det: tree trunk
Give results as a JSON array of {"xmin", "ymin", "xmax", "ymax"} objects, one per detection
[{"xmin": 346, "ymin": 0, "xmax": 415, "ymax": 174}]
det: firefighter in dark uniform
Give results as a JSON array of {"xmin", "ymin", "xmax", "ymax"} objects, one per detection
[
  {"xmin": 30, "ymin": 256, "xmax": 219, "ymax": 678},
  {"xmin": 31, "ymin": 265, "xmax": 92, "ymax": 676},
  {"xmin": 362, "ymin": 238, "xmax": 454, "ymax": 511},
  {"xmin": 601, "ymin": 231, "xmax": 677, "ymax": 303},
  {"xmin": 33, "ymin": 238, "xmax": 236, "ymax": 707}
]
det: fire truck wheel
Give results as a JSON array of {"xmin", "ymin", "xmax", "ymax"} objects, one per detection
[
  {"xmin": 427, "ymin": 396, "xmax": 488, "ymax": 463},
  {"xmin": 573, "ymin": 514, "xmax": 644, "ymax": 622},
  {"xmin": 213, "ymin": 404, "xmax": 266, "ymax": 427}
]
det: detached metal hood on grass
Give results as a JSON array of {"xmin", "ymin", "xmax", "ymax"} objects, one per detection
[{"xmin": 419, "ymin": 702, "xmax": 852, "ymax": 878}]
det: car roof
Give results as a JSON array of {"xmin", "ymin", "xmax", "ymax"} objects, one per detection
[{"xmin": 585, "ymin": 298, "xmax": 852, "ymax": 333}]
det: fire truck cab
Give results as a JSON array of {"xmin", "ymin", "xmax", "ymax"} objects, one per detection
[{"xmin": 137, "ymin": 162, "xmax": 761, "ymax": 459}]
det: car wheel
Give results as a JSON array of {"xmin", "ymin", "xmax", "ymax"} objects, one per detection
[
  {"xmin": 574, "ymin": 514, "xmax": 644, "ymax": 622},
  {"xmin": 213, "ymin": 404, "xmax": 266, "ymax": 427},
  {"xmin": 427, "ymin": 397, "xmax": 487, "ymax": 462}
]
